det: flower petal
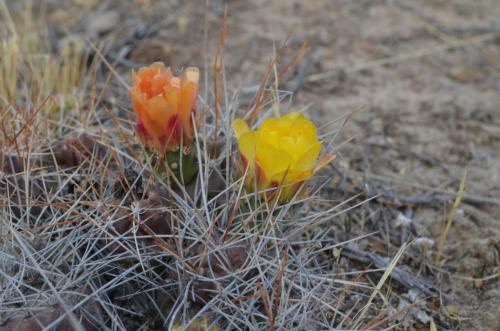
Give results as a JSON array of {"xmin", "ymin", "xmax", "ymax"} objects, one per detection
[
  {"xmin": 130, "ymin": 63, "xmax": 199, "ymax": 152},
  {"xmin": 237, "ymin": 131, "xmax": 256, "ymax": 163},
  {"xmin": 178, "ymin": 80, "xmax": 198, "ymax": 137},
  {"xmin": 270, "ymin": 168, "xmax": 311, "ymax": 184},
  {"xmin": 182, "ymin": 67, "xmax": 200, "ymax": 85},
  {"xmin": 294, "ymin": 141, "xmax": 322, "ymax": 171},
  {"xmin": 256, "ymin": 139, "xmax": 293, "ymax": 180},
  {"xmin": 233, "ymin": 119, "xmax": 250, "ymax": 139}
]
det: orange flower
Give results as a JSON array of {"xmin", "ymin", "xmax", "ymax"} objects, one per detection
[{"xmin": 130, "ymin": 63, "xmax": 199, "ymax": 152}]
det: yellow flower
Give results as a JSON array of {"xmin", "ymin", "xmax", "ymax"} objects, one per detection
[
  {"xmin": 233, "ymin": 112, "xmax": 323, "ymax": 201},
  {"xmin": 130, "ymin": 62, "xmax": 199, "ymax": 152}
]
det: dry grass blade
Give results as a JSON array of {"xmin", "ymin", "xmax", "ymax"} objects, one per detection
[
  {"xmin": 435, "ymin": 168, "xmax": 467, "ymax": 265},
  {"xmin": 352, "ymin": 242, "xmax": 409, "ymax": 328}
]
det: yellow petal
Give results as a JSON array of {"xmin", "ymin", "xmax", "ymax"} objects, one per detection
[
  {"xmin": 283, "ymin": 111, "xmax": 302, "ymax": 121},
  {"xmin": 256, "ymin": 139, "xmax": 293, "ymax": 180},
  {"xmin": 282, "ymin": 112, "xmax": 306, "ymax": 129},
  {"xmin": 293, "ymin": 117, "xmax": 318, "ymax": 142},
  {"xmin": 257, "ymin": 117, "xmax": 282, "ymax": 147},
  {"xmin": 294, "ymin": 141, "xmax": 322, "ymax": 171},
  {"xmin": 233, "ymin": 119, "xmax": 250, "ymax": 139},
  {"xmin": 237, "ymin": 131, "xmax": 256, "ymax": 164},
  {"xmin": 270, "ymin": 168, "xmax": 311, "ymax": 184}
]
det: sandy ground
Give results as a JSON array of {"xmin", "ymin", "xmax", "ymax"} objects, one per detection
[{"xmin": 11, "ymin": 0, "xmax": 500, "ymax": 329}]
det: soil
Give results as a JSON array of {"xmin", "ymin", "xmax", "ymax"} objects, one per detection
[{"xmin": 8, "ymin": 0, "xmax": 500, "ymax": 329}]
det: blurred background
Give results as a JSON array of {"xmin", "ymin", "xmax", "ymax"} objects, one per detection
[{"xmin": 4, "ymin": 0, "xmax": 500, "ymax": 329}]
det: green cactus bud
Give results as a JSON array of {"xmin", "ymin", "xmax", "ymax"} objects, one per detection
[{"xmin": 153, "ymin": 144, "xmax": 198, "ymax": 185}]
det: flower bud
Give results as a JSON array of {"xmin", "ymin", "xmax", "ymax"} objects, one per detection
[{"xmin": 130, "ymin": 63, "xmax": 199, "ymax": 152}]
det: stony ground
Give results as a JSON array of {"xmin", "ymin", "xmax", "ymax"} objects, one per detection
[{"xmin": 6, "ymin": 0, "xmax": 500, "ymax": 329}]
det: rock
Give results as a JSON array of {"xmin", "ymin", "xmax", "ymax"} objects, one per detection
[
  {"xmin": 52, "ymin": 132, "xmax": 107, "ymax": 168},
  {"xmin": 189, "ymin": 242, "xmax": 249, "ymax": 303},
  {"xmin": 86, "ymin": 11, "xmax": 119, "ymax": 36},
  {"xmin": 0, "ymin": 289, "xmax": 102, "ymax": 331},
  {"xmin": 0, "ymin": 153, "xmax": 25, "ymax": 174},
  {"xmin": 129, "ymin": 40, "xmax": 176, "ymax": 64},
  {"xmin": 107, "ymin": 194, "xmax": 173, "ymax": 254}
]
